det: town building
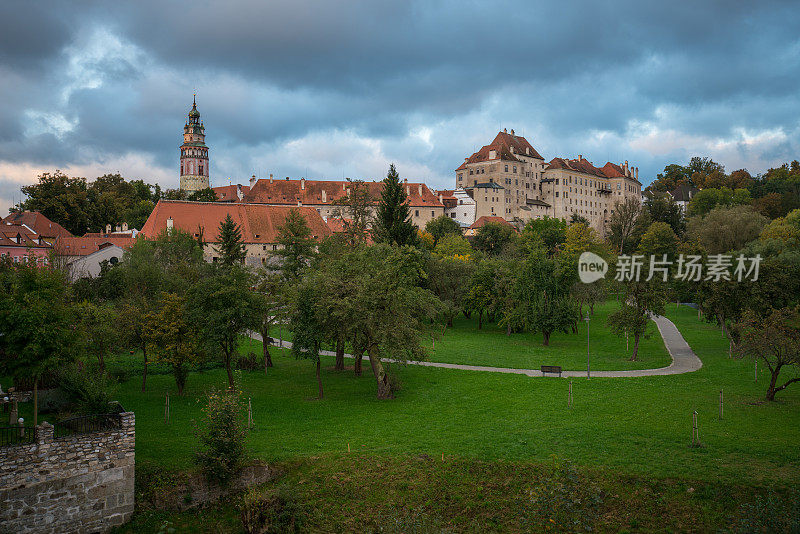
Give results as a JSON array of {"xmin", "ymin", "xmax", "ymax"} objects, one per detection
[
  {"xmin": 56, "ymin": 236, "xmax": 137, "ymax": 280},
  {"xmin": 1, "ymin": 211, "xmax": 72, "ymax": 240},
  {"xmin": 668, "ymin": 184, "xmax": 700, "ymax": 213},
  {"xmin": 455, "ymin": 129, "xmax": 642, "ymax": 232},
  {"xmin": 179, "ymin": 96, "xmax": 210, "ymax": 194},
  {"xmin": 140, "ymin": 200, "xmax": 332, "ymax": 266},
  {"xmin": 437, "ymin": 189, "xmax": 476, "ymax": 228},
  {"xmin": 0, "ymin": 226, "xmax": 53, "ymax": 264},
  {"xmin": 227, "ymin": 176, "xmax": 445, "ymax": 229},
  {"xmin": 464, "ymin": 215, "xmax": 516, "ymax": 237}
]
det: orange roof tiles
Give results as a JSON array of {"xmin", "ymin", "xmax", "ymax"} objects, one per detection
[
  {"xmin": 242, "ymin": 178, "xmax": 443, "ymax": 208},
  {"xmin": 1, "ymin": 211, "xmax": 73, "ymax": 238},
  {"xmin": 140, "ymin": 200, "xmax": 332, "ymax": 243},
  {"xmin": 56, "ymin": 236, "xmax": 137, "ymax": 256},
  {"xmin": 457, "ymin": 130, "xmax": 544, "ymax": 171},
  {"xmin": 213, "ymin": 184, "xmax": 250, "ymax": 202},
  {"xmin": 469, "ymin": 216, "xmax": 514, "ymax": 229}
]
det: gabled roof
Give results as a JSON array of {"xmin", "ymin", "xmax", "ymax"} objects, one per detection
[
  {"xmin": 0, "ymin": 228, "xmax": 52, "ymax": 249},
  {"xmin": 457, "ymin": 130, "xmax": 544, "ymax": 171},
  {"xmin": 546, "ymin": 157, "xmax": 607, "ymax": 178},
  {"xmin": 56, "ymin": 236, "xmax": 137, "ymax": 257},
  {"xmin": 214, "ymin": 184, "xmax": 250, "ymax": 202},
  {"xmin": 668, "ymin": 184, "xmax": 699, "ymax": 202},
  {"xmin": 1, "ymin": 211, "xmax": 73, "ymax": 238},
  {"xmin": 242, "ymin": 178, "xmax": 443, "ymax": 208},
  {"xmin": 469, "ymin": 216, "xmax": 514, "ymax": 229},
  {"xmin": 140, "ymin": 200, "xmax": 332, "ymax": 243}
]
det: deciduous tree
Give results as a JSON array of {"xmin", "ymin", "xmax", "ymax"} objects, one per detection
[{"xmin": 144, "ymin": 293, "xmax": 199, "ymax": 395}]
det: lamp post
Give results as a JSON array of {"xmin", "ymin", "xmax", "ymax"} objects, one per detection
[{"xmin": 585, "ymin": 313, "xmax": 591, "ymax": 379}]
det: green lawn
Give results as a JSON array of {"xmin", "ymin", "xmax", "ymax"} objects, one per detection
[
  {"xmin": 427, "ymin": 300, "xmax": 672, "ymax": 370},
  {"xmin": 110, "ymin": 304, "xmax": 800, "ymax": 485}
]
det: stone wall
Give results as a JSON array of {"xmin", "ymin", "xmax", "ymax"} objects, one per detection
[{"xmin": 0, "ymin": 412, "xmax": 135, "ymax": 534}]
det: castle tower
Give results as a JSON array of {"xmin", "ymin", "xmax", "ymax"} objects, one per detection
[{"xmin": 179, "ymin": 95, "xmax": 210, "ymax": 193}]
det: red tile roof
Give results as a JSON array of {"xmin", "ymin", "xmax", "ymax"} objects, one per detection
[
  {"xmin": 545, "ymin": 158, "xmax": 641, "ymax": 184},
  {"xmin": 242, "ymin": 178, "xmax": 443, "ymax": 208},
  {"xmin": 140, "ymin": 200, "xmax": 332, "ymax": 243},
  {"xmin": 469, "ymin": 216, "xmax": 514, "ymax": 229},
  {"xmin": 213, "ymin": 184, "xmax": 250, "ymax": 202},
  {"xmin": 457, "ymin": 130, "xmax": 544, "ymax": 171},
  {"xmin": 0, "ymin": 228, "xmax": 52, "ymax": 249},
  {"xmin": 1, "ymin": 211, "xmax": 73, "ymax": 238},
  {"xmin": 55, "ymin": 236, "xmax": 137, "ymax": 256}
]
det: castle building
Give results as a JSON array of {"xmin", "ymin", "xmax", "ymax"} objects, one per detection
[
  {"xmin": 179, "ymin": 96, "xmax": 210, "ymax": 193},
  {"xmin": 455, "ymin": 129, "xmax": 642, "ymax": 232}
]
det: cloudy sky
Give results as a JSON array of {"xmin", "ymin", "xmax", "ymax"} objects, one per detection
[{"xmin": 1, "ymin": 0, "xmax": 798, "ymax": 215}]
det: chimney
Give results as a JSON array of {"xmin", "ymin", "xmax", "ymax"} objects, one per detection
[
  {"xmin": 301, "ymin": 178, "xmax": 305, "ymax": 190},
  {"xmin": 578, "ymin": 154, "xmax": 583, "ymax": 161},
  {"xmin": 105, "ymin": 224, "xmax": 112, "ymax": 234},
  {"xmin": 250, "ymin": 174, "xmax": 256, "ymax": 187},
  {"xmin": 122, "ymin": 222, "xmax": 128, "ymax": 231},
  {"xmin": 510, "ymin": 129, "xmax": 515, "ymax": 135},
  {"xmin": 342, "ymin": 182, "xmax": 346, "ymax": 191},
  {"xmin": 635, "ymin": 167, "xmax": 639, "ymax": 180},
  {"xmin": 321, "ymin": 189, "xmax": 327, "ymax": 203},
  {"xmin": 406, "ymin": 185, "xmax": 410, "ymax": 196},
  {"xmin": 166, "ymin": 217, "xmax": 173, "ymax": 232},
  {"xmin": 503, "ymin": 128, "xmax": 507, "ymax": 133},
  {"xmin": 438, "ymin": 193, "xmax": 443, "ymax": 203},
  {"xmin": 285, "ymin": 176, "xmax": 289, "ymax": 180},
  {"xmin": 418, "ymin": 184, "xmax": 423, "ymax": 196},
  {"xmin": 115, "ymin": 225, "xmax": 121, "ymax": 233}
]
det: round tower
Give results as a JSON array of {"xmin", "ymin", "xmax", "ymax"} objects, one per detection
[{"xmin": 179, "ymin": 95, "xmax": 210, "ymax": 193}]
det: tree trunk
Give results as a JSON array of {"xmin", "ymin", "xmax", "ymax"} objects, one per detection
[
  {"xmin": 506, "ymin": 323, "xmax": 511, "ymax": 336},
  {"xmin": 141, "ymin": 346, "xmax": 148, "ymax": 393},
  {"xmin": 354, "ymin": 347, "xmax": 363, "ymax": 377},
  {"xmin": 367, "ymin": 344, "xmax": 393, "ymax": 399},
  {"xmin": 590, "ymin": 302, "xmax": 595, "ymax": 315},
  {"xmin": 262, "ymin": 327, "xmax": 273, "ymax": 369},
  {"xmin": 765, "ymin": 363, "xmax": 781, "ymax": 401},
  {"xmin": 316, "ymin": 359, "xmax": 324, "ymax": 399},
  {"xmin": 33, "ymin": 377, "xmax": 38, "ymax": 428},
  {"xmin": 98, "ymin": 352, "xmax": 105, "ymax": 373},
  {"xmin": 447, "ymin": 315, "xmax": 453, "ymax": 328},
  {"xmin": 542, "ymin": 331, "xmax": 550, "ymax": 346},
  {"xmin": 335, "ymin": 339, "xmax": 345, "ymax": 371},
  {"xmin": 630, "ymin": 333, "xmax": 640, "ymax": 361},
  {"xmin": 225, "ymin": 353, "xmax": 234, "ymax": 389},
  {"xmin": 478, "ymin": 311, "xmax": 483, "ymax": 330}
]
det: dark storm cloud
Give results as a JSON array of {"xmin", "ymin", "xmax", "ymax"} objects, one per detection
[{"xmin": 0, "ymin": 0, "xmax": 798, "ymax": 198}]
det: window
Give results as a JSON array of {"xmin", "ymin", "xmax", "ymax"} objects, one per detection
[
  {"xmin": 504, "ymin": 165, "xmax": 509, "ymax": 172},
  {"xmin": 555, "ymin": 179, "xmax": 559, "ymax": 185},
  {"xmin": 415, "ymin": 210, "xmax": 419, "ymax": 216},
  {"xmin": 458, "ymin": 173, "xmax": 463, "ymax": 180},
  {"xmin": 431, "ymin": 211, "xmax": 435, "ymax": 217},
  {"xmin": 513, "ymin": 166, "xmax": 517, "ymax": 173},
  {"xmin": 273, "ymin": 245, "xmax": 278, "ymax": 251},
  {"xmin": 470, "ymin": 170, "xmax": 474, "ymax": 175},
  {"xmin": 110, "ymin": 256, "xmax": 119, "ymax": 265}
]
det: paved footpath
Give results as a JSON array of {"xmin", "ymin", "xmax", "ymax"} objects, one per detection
[{"xmin": 252, "ymin": 314, "xmax": 702, "ymax": 379}]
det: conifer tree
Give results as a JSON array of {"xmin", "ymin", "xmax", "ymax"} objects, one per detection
[
  {"xmin": 276, "ymin": 209, "xmax": 316, "ymax": 281},
  {"xmin": 374, "ymin": 164, "xmax": 418, "ymax": 246},
  {"xmin": 216, "ymin": 214, "xmax": 246, "ymax": 266}
]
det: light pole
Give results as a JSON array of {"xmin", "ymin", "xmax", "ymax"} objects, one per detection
[{"xmin": 585, "ymin": 313, "xmax": 591, "ymax": 379}]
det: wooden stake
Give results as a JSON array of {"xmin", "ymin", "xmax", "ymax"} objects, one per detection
[
  {"xmin": 248, "ymin": 397, "xmax": 253, "ymax": 429},
  {"xmin": 754, "ymin": 360, "xmax": 758, "ymax": 382},
  {"xmin": 691, "ymin": 411, "xmax": 700, "ymax": 447},
  {"xmin": 348, "ymin": 443, "xmax": 350, "ymax": 453},
  {"xmin": 442, "ymin": 452, "xmax": 444, "ymax": 462},
  {"xmin": 719, "ymin": 390, "xmax": 723, "ymax": 420},
  {"xmin": 164, "ymin": 392, "xmax": 170, "ymax": 424}
]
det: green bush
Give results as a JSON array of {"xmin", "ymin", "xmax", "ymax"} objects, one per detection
[
  {"xmin": 195, "ymin": 389, "xmax": 248, "ymax": 486},
  {"xmin": 240, "ymin": 486, "xmax": 304, "ymax": 534},
  {"xmin": 236, "ymin": 352, "xmax": 260, "ymax": 371},
  {"xmin": 58, "ymin": 364, "xmax": 116, "ymax": 414}
]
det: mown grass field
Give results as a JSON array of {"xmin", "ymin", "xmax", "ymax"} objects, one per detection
[
  {"xmin": 107, "ymin": 303, "xmax": 799, "ymax": 486},
  {"xmin": 426, "ymin": 300, "xmax": 671, "ymax": 370}
]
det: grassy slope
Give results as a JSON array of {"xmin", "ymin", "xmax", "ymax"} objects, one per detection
[
  {"xmin": 427, "ymin": 300, "xmax": 671, "ymax": 370},
  {"xmin": 113, "ymin": 304, "xmax": 800, "ymax": 486}
]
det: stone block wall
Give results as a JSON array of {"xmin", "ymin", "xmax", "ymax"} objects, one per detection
[{"xmin": 0, "ymin": 412, "xmax": 135, "ymax": 534}]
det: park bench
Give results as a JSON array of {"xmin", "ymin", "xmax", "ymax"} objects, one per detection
[{"xmin": 540, "ymin": 365, "xmax": 562, "ymax": 377}]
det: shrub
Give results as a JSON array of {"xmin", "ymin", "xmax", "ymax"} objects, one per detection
[
  {"xmin": 58, "ymin": 363, "xmax": 115, "ymax": 414},
  {"xmin": 195, "ymin": 389, "xmax": 248, "ymax": 486},
  {"xmin": 236, "ymin": 351, "xmax": 260, "ymax": 371},
  {"xmin": 240, "ymin": 486, "xmax": 304, "ymax": 534}
]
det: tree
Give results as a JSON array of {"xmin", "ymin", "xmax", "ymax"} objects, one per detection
[
  {"xmin": 569, "ymin": 213, "xmax": 590, "ymax": 226},
  {"xmin": 118, "ymin": 297, "xmax": 152, "ymax": 392},
  {"xmin": 433, "ymin": 233, "xmax": 472, "ymax": 258},
  {"xmin": 507, "ymin": 251, "xmax": 576, "ymax": 346},
  {"xmin": 144, "ymin": 293, "xmax": 199, "ymax": 395},
  {"xmin": 650, "ymin": 163, "xmax": 691, "ymax": 192},
  {"xmin": 276, "ymin": 209, "xmax": 316, "ymax": 281},
  {"xmin": 188, "ymin": 187, "xmax": 218, "ymax": 202},
  {"xmin": 188, "ymin": 266, "xmax": 258, "ymax": 389},
  {"xmin": 760, "ymin": 209, "xmax": 800, "ymax": 251},
  {"xmin": 425, "ymin": 215, "xmax": 462, "ymax": 246},
  {"xmin": 195, "ymin": 389, "xmax": 247, "ymax": 485},
  {"xmin": 374, "ymin": 164, "xmax": 418, "ymax": 247},
  {"xmin": 522, "ymin": 216, "xmax": 567, "ymax": 256},
  {"xmin": 331, "ymin": 178, "xmax": 373, "ymax": 245},
  {"xmin": 0, "ymin": 261, "xmax": 80, "ymax": 426},
  {"xmin": 216, "ymin": 214, "xmax": 246, "ymax": 266},
  {"xmin": 17, "ymin": 170, "xmax": 89, "ymax": 235},
  {"xmin": 644, "ymin": 192, "xmax": 685, "ymax": 237},
  {"xmin": 426, "ymin": 255, "xmax": 474, "ymax": 327},
  {"xmin": 473, "ymin": 222, "xmax": 516, "ymax": 255},
  {"xmin": 687, "ymin": 205, "xmax": 768, "ymax": 254},
  {"xmin": 607, "ymin": 197, "xmax": 649, "ymax": 254},
  {"xmin": 75, "ymin": 301, "xmax": 119, "ymax": 373},
  {"xmin": 463, "ymin": 260, "xmax": 496, "ymax": 330},
  {"xmin": 289, "ymin": 283, "xmax": 326, "ymax": 399},
  {"xmin": 252, "ymin": 270, "xmax": 285, "ymax": 370},
  {"xmin": 737, "ymin": 307, "xmax": 800, "ymax": 401}
]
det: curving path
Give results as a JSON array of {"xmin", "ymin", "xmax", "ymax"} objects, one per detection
[{"xmin": 252, "ymin": 314, "xmax": 702, "ymax": 379}]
